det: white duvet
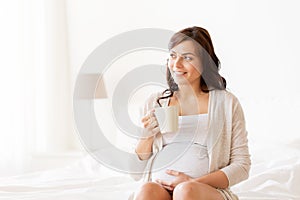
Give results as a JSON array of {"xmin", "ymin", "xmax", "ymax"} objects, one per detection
[{"xmin": 0, "ymin": 142, "xmax": 299, "ymax": 200}]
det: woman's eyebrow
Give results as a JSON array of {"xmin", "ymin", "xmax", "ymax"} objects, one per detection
[
  {"xmin": 181, "ymin": 52, "xmax": 196, "ymax": 56},
  {"xmin": 170, "ymin": 50, "xmax": 196, "ymax": 56}
]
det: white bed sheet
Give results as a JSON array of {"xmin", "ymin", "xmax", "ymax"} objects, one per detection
[
  {"xmin": 0, "ymin": 155, "xmax": 139, "ymax": 200},
  {"xmin": 0, "ymin": 142, "xmax": 299, "ymax": 200}
]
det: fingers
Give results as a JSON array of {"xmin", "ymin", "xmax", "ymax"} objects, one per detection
[
  {"xmin": 141, "ymin": 113, "xmax": 158, "ymax": 129},
  {"xmin": 144, "ymin": 118, "xmax": 158, "ymax": 129},
  {"xmin": 140, "ymin": 109, "xmax": 161, "ymax": 137},
  {"xmin": 156, "ymin": 179, "xmax": 174, "ymax": 191},
  {"xmin": 163, "ymin": 185, "xmax": 173, "ymax": 191},
  {"xmin": 152, "ymin": 126, "xmax": 160, "ymax": 134},
  {"xmin": 156, "ymin": 179, "xmax": 170, "ymax": 187},
  {"xmin": 141, "ymin": 110, "xmax": 155, "ymax": 123},
  {"xmin": 155, "ymin": 170, "xmax": 190, "ymax": 192},
  {"xmin": 166, "ymin": 169, "xmax": 180, "ymax": 176}
]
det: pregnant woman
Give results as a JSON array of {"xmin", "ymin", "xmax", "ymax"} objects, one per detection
[{"xmin": 133, "ymin": 26, "xmax": 251, "ymax": 200}]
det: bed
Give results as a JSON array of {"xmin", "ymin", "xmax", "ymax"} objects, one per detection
[
  {"xmin": 1, "ymin": 97, "xmax": 300, "ymax": 200},
  {"xmin": 0, "ymin": 139, "xmax": 299, "ymax": 200}
]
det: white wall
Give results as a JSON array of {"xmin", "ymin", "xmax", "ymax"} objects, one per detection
[
  {"xmin": 65, "ymin": 0, "xmax": 300, "ymax": 160},
  {"xmin": 3, "ymin": 0, "xmax": 298, "ymax": 177}
]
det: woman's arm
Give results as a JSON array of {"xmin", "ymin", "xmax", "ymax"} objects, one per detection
[
  {"xmin": 192, "ymin": 170, "xmax": 229, "ymax": 189},
  {"xmin": 156, "ymin": 169, "xmax": 229, "ymax": 190},
  {"xmin": 135, "ymin": 136, "xmax": 155, "ymax": 160},
  {"xmin": 220, "ymin": 96, "xmax": 251, "ymax": 187},
  {"xmin": 135, "ymin": 110, "xmax": 161, "ymax": 160},
  {"xmin": 194, "ymin": 96, "xmax": 250, "ymax": 188}
]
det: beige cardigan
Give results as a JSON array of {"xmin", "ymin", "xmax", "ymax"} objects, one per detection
[{"xmin": 133, "ymin": 89, "xmax": 251, "ymax": 187}]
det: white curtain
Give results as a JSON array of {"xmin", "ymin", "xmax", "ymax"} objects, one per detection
[{"xmin": 0, "ymin": 0, "xmax": 78, "ymax": 177}]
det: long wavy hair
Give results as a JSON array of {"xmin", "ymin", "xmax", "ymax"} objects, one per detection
[{"xmin": 157, "ymin": 26, "xmax": 226, "ymax": 106}]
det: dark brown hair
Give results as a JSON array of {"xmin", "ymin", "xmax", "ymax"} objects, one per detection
[{"xmin": 157, "ymin": 26, "xmax": 226, "ymax": 106}]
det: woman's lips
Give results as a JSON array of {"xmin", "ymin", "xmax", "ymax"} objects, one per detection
[{"xmin": 173, "ymin": 71, "xmax": 187, "ymax": 76}]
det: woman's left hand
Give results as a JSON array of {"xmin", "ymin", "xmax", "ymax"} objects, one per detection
[{"xmin": 155, "ymin": 170, "xmax": 193, "ymax": 191}]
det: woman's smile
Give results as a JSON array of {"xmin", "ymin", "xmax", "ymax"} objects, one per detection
[
  {"xmin": 168, "ymin": 40, "xmax": 202, "ymax": 87},
  {"xmin": 173, "ymin": 71, "xmax": 187, "ymax": 76}
]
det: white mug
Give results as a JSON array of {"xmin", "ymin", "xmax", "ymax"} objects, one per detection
[{"xmin": 154, "ymin": 106, "xmax": 178, "ymax": 133}]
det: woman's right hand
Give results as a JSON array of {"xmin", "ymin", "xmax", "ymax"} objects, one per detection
[
  {"xmin": 135, "ymin": 109, "xmax": 160, "ymax": 160},
  {"xmin": 140, "ymin": 109, "xmax": 161, "ymax": 138}
]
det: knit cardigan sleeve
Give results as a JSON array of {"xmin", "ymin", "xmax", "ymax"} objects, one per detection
[
  {"xmin": 220, "ymin": 95, "xmax": 251, "ymax": 187},
  {"xmin": 130, "ymin": 91, "xmax": 167, "ymax": 181}
]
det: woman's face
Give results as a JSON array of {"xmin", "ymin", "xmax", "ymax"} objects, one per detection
[{"xmin": 168, "ymin": 40, "xmax": 202, "ymax": 87}]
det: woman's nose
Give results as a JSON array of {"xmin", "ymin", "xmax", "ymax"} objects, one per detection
[{"xmin": 173, "ymin": 56, "xmax": 184, "ymax": 68}]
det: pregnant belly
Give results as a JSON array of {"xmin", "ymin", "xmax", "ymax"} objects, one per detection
[{"xmin": 151, "ymin": 143, "xmax": 209, "ymax": 182}]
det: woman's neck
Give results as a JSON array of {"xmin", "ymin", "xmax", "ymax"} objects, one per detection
[
  {"xmin": 173, "ymin": 85, "xmax": 209, "ymax": 115},
  {"xmin": 175, "ymin": 85, "xmax": 204, "ymax": 100}
]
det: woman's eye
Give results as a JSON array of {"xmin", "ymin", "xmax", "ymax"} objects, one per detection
[
  {"xmin": 169, "ymin": 53, "xmax": 176, "ymax": 59},
  {"xmin": 184, "ymin": 56, "xmax": 192, "ymax": 61}
]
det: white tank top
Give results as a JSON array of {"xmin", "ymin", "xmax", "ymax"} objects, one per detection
[
  {"xmin": 151, "ymin": 114, "xmax": 209, "ymax": 182},
  {"xmin": 162, "ymin": 113, "xmax": 209, "ymax": 145}
]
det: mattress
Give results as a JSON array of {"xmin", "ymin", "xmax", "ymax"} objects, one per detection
[{"xmin": 0, "ymin": 142, "xmax": 299, "ymax": 200}]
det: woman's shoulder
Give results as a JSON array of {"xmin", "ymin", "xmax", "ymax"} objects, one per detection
[
  {"xmin": 211, "ymin": 89, "xmax": 244, "ymax": 116},
  {"xmin": 211, "ymin": 89, "xmax": 240, "ymax": 104}
]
